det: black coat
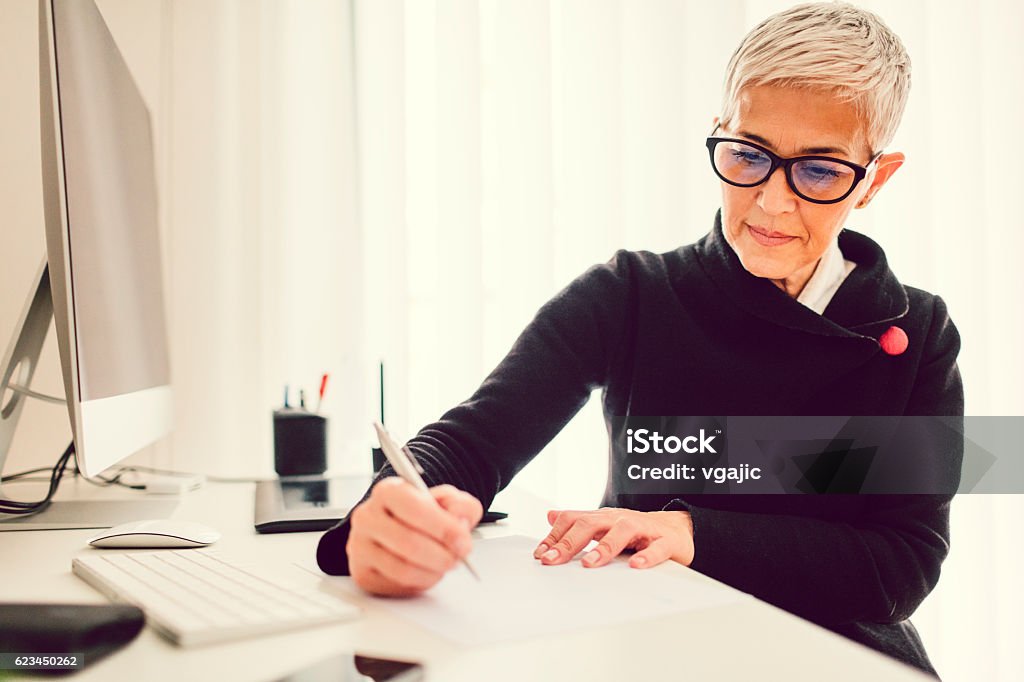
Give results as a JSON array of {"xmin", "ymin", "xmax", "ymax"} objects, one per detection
[{"xmin": 318, "ymin": 210, "xmax": 963, "ymax": 677}]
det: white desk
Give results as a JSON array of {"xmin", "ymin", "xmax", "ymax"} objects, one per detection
[{"xmin": 0, "ymin": 478, "xmax": 932, "ymax": 681}]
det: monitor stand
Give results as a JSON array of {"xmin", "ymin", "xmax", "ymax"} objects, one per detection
[
  {"xmin": 0, "ymin": 262, "xmax": 56, "ymax": 481},
  {"xmin": 0, "ymin": 497, "xmax": 180, "ymax": 531},
  {"xmin": 0, "ymin": 263, "xmax": 177, "ymax": 530}
]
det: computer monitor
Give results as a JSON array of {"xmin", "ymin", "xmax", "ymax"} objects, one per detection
[{"xmin": 0, "ymin": 0, "xmax": 172, "ymax": 522}]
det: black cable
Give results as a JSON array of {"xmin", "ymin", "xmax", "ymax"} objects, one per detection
[
  {"xmin": 0, "ymin": 465, "xmax": 60, "ymax": 481},
  {"xmin": 2, "ymin": 455, "xmax": 143, "ymax": 492},
  {"xmin": 0, "ymin": 452, "xmax": 70, "ymax": 509},
  {"xmin": 0, "ymin": 476, "xmax": 57, "ymax": 482},
  {"xmin": 0, "ymin": 442, "xmax": 75, "ymax": 515},
  {"xmin": 3, "ymin": 458, "xmax": 265, "ymax": 492},
  {"xmin": 100, "ymin": 464, "xmax": 263, "ymax": 484},
  {"xmin": 107, "ymin": 464, "xmax": 197, "ymax": 479},
  {"xmin": 73, "ymin": 465, "xmax": 144, "ymax": 490},
  {"xmin": 0, "ymin": 443, "xmax": 74, "ymax": 512}
]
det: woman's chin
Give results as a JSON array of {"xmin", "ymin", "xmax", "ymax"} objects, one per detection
[{"xmin": 735, "ymin": 253, "xmax": 791, "ymax": 281}]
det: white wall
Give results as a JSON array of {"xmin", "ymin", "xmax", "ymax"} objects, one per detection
[
  {"xmin": 0, "ymin": 2, "xmax": 1021, "ymax": 680},
  {"xmin": 0, "ymin": 0, "xmax": 60, "ymax": 475},
  {"xmin": 0, "ymin": 0, "xmax": 363, "ymax": 480}
]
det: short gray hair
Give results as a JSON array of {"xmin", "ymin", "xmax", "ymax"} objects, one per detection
[{"xmin": 720, "ymin": 1, "xmax": 911, "ymax": 156}]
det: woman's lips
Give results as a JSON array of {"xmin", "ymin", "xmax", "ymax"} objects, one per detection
[{"xmin": 746, "ymin": 223, "xmax": 797, "ymax": 247}]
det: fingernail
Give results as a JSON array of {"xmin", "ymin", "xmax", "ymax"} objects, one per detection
[
  {"xmin": 633, "ymin": 556, "xmax": 647, "ymax": 568},
  {"xmin": 542, "ymin": 548, "xmax": 559, "ymax": 561},
  {"xmin": 457, "ymin": 537, "xmax": 472, "ymax": 556},
  {"xmin": 583, "ymin": 550, "xmax": 600, "ymax": 565},
  {"xmin": 534, "ymin": 543, "xmax": 548, "ymax": 558},
  {"xmin": 460, "ymin": 518, "xmax": 471, "ymax": 529}
]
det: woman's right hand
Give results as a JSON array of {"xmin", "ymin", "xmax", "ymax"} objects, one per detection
[{"xmin": 346, "ymin": 477, "xmax": 483, "ymax": 597}]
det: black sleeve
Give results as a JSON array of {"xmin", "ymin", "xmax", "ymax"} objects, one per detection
[
  {"xmin": 317, "ymin": 252, "xmax": 635, "ymax": 575},
  {"xmin": 664, "ymin": 295, "xmax": 963, "ymax": 626}
]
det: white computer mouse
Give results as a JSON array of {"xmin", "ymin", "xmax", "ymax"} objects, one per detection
[{"xmin": 87, "ymin": 519, "xmax": 221, "ymax": 549}]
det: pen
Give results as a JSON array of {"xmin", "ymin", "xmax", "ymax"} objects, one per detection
[
  {"xmin": 378, "ymin": 361, "xmax": 385, "ymax": 424},
  {"xmin": 317, "ymin": 373, "xmax": 329, "ymax": 413},
  {"xmin": 372, "ymin": 421, "xmax": 480, "ymax": 581}
]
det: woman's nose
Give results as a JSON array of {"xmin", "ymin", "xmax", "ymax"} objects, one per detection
[{"xmin": 757, "ymin": 166, "xmax": 798, "ymax": 215}]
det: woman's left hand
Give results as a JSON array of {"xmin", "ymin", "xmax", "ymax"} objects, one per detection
[{"xmin": 533, "ymin": 508, "xmax": 695, "ymax": 569}]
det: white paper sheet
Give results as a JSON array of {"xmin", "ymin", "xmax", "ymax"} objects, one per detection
[{"xmin": 327, "ymin": 534, "xmax": 750, "ymax": 645}]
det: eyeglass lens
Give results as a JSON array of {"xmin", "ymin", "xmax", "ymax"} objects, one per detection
[{"xmin": 713, "ymin": 140, "xmax": 857, "ymax": 202}]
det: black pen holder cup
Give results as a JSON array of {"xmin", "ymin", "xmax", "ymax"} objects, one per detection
[
  {"xmin": 273, "ymin": 409, "xmax": 327, "ymax": 476},
  {"xmin": 371, "ymin": 447, "xmax": 386, "ymax": 474}
]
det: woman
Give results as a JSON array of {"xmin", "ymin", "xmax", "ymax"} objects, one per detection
[{"xmin": 318, "ymin": 2, "xmax": 961, "ymax": 676}]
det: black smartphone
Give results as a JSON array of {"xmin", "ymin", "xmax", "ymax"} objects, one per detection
[
  {"xmin": 276, "ymin": 653, "xmax": 423, "ymax": 682},
  {"xmin": 480, "ymin": 510, "xmax": 508, "ymax": 524},
  {"xmin": 0, "ymin": 603, "xmax": 144, "ymax": 675}
]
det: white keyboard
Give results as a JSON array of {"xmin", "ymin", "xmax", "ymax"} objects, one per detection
[{"xmin": 72, "ymin": 549, "xmax": 359, "ymax": 647}]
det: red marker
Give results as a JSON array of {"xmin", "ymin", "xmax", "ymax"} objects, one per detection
[{"xmin": 317, "ymin": 373, "xmax": 329, "ymax": 412}]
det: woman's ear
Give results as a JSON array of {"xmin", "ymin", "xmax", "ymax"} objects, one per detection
[{"xmin": 856, "ymin": 152, "xmax": 905, "ymax": 208}]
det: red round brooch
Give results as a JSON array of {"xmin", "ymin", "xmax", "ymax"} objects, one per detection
[{"xmin": 879, "ymin": 326, "xmax": 908, "ymax": 356}]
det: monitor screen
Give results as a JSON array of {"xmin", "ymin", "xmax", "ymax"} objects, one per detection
[{"xmin": 41, "ymin": 0, "xmax": 172, "ymax": 477}]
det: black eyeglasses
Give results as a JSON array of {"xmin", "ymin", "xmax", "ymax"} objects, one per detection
[{"xmin": 705, "ymin": 128, "xmax": 879, "ymax": 205}]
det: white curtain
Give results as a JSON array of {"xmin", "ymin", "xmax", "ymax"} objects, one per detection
[
  {"xmin": 63, "ymin": 1, "xmax": 1024, "ymax": 680},
  {"xmin": 348, "ymin": 3, "xmax": 1024, "ymax": 680}
]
